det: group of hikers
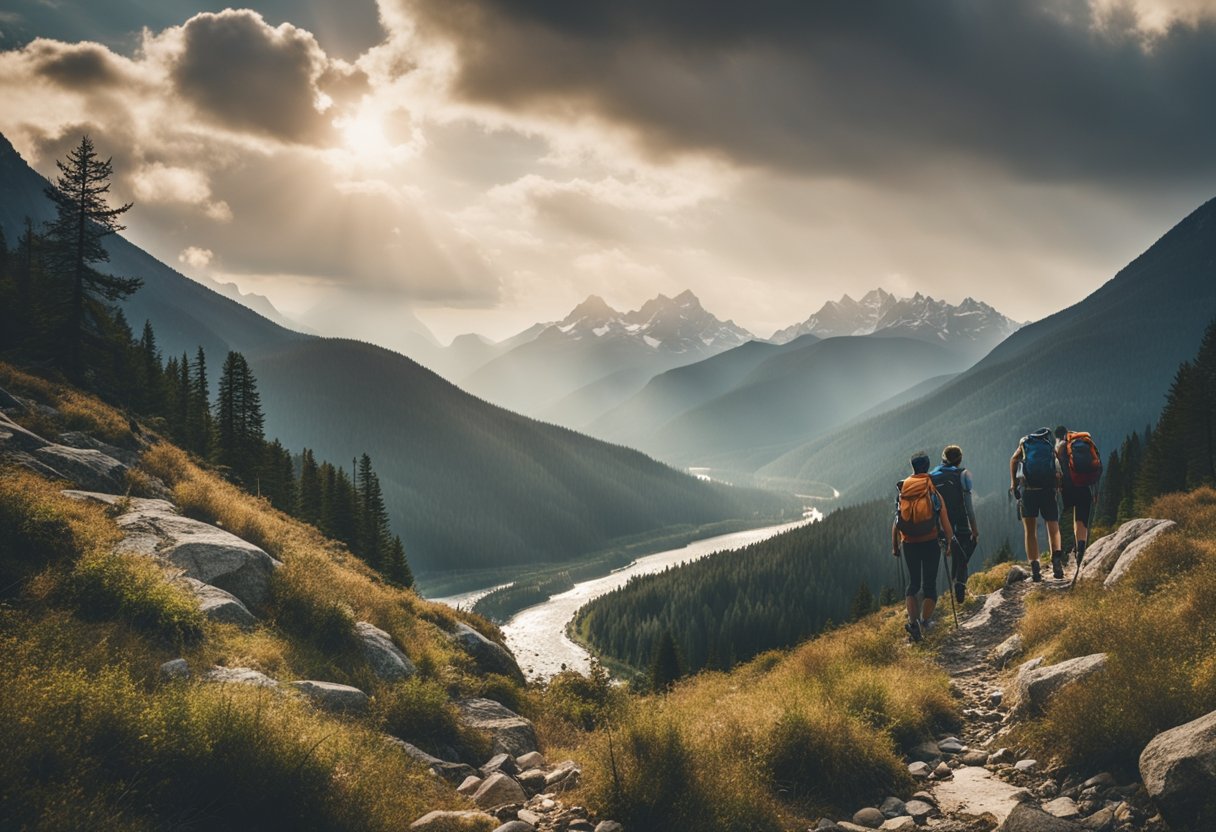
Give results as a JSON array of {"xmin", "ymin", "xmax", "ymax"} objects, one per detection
[{"xmin": 891, "ymin": 426, "xmax": 1103, "ymax": 642}]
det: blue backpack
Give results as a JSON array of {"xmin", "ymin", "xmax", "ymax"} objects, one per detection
[{"xmin": 1021, "ymin": 429, "xmax": 1056, "ymax": 489}]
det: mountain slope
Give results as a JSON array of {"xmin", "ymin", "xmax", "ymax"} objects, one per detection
[
  {"xmin": 760, "ymin": 197, "xmax": 1216, "ymax": 499},
  {"xmin": 0, "ymin": 133, "xmax": 794, "ymax": 576}
]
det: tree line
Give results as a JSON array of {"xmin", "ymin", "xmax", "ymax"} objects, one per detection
[{"xmin": 0, "ymin": 136, "xmax": 412, "ymax": 587}]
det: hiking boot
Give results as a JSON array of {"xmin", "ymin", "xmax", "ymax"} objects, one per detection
[
  {"xmin": 1031, "ymin": 560, "xmax": 1042, "ymax": 582},
  {"xmin": 1051, "ymin": 553, "xmax": 1065, "ymax": 580},
  {"xmin": 905, "ymin": 619, "xmax": 922, "ymax": 643},
  {"xmin": 921, "ymin": 618, "xmax": 935, "ymax": 635},
  {"xmin": 954, "ymin": 581, "xmax": 966, "ymax": 604}
]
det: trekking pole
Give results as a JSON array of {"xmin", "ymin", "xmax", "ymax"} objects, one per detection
[{"xmin": 941, "ymin": 538, "xmax": 959, "ymax": 629}]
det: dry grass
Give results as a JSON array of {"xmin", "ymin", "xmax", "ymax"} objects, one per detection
[
  {"xmin": 1011, "ymin": 487, "xmax": 1216, "ymax": 774},
  {"xmin": 967, "ymin": 561, "xmax": 1014, "ymax": 595},
  {"xmin": 0, "ymin": 362, "xmax": 133, "ymax": 444}
]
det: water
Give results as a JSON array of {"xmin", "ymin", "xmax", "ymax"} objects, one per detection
[{"xmin": 495, "ymin": 512, "xmax": 819, "ymax": 680}]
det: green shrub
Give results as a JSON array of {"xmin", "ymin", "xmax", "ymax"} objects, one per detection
[
  {"xmin": 67, "ymin": 549, "xmax": 204, "ymax": 645},
  {"xmin": 540, "ymin": 661, "xmax": 621, "ymax": 731},
  {"xmin": 373, "ymin": 678, "xmax": 488, "ymax": 762}
]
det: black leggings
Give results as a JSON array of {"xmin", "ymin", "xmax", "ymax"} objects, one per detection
[
  {"xmin": 952, "ymin": 533, "xmax": 977, "ymax": 586},
  {"xmin": 904, "ymin": 539, "xmax": 940, "ymax": 600}
]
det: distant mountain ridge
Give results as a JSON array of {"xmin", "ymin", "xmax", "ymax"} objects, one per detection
[{"xmin": 770, "ymin": 288, "xmax": 1022, "ymax": 355}]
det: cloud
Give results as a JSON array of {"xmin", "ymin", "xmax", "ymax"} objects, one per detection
[
  {"xmin": 178, "ymin": 246, "xmax": 214, "ymax": 268},
  {"xmin": 132, "ymin": 163, "xmax": 232, "ymax": 221},
  {"xmin": 400, "ymin": 0, "xmax": 1216, "ymax": 185}
]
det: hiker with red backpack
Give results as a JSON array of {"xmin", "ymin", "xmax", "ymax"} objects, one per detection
[
  {"xmin": 892, "ymin": 451, "xmax": 954, "ymax": 642},
  {"xmin": 931, "ymin": 445, "xmax": 979, "ymax": 604},
  {"xmin": 1054, "ymin": 425, "xmax": 1102, "ymax": 580},
  {"xmin": 1009, "ymin": 427, "xmax": 1063, "ymax": 582}
]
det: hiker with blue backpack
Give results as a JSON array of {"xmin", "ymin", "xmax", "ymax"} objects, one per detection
[
  {"xmin": 1009, "ymin": 427, "xmax": 1063, "ymax": 582},
  {"xmin": 892, "ymin": 451, "xmax": 954, "ymax": 641},
  {"xmin": 931, "ymin": 445, "xmax": 979, "ymax": 603},
  {"xmin": 1054, "ymin": 425, "xmax": 1103, "ymax": 580}
]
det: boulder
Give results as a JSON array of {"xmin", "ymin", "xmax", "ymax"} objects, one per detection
[
  {"xmin": 409, "ymin": 810, "xmax": 496, "ymax": 831},
  {"xmin": 492, "ymin": 823, "xmax": 534, "ymax": 832},
  {"xmin": 852, "ymin": 807, "xmax": 885, "ymax": 828},
  {"xmin": 992, "ymin": 634, "xmax": 1024, "ymax": 668},
  {"xmin": 1004, "ymin": 565, "xmax": 1029, "ymax": 587},
  {"xmin": 594, "ymin": 823, "xmax": 623, "ymax": 832},
  {"xmin": 1139, "ymin": 708, "xmax": 1216, "ymax": 830},
  {"xmin": 450, "ymin": 622, "xmax": 525, "ymax": 683},
  {"xmin": 932, "ymin": 762, "xmax": 953, "ymax": 779},
  {"xmin": 457, "ymin": 775, "xmax": 483, "ymax": 795},
  {"xmin": 962, "ymin": 590, "xmax": 1008, "ymax": 631},
  {"xmin": 472, "ymin": 772, "xmax": 527, "ymax": 808},
  {"xmin": 908, "ymin": 761, "xmax": 931, "ymax": 779},
  {"xmin": 515, "ymin": 751, "xmax": 546, "ymax": 770},
  {"xmin": 904, "ymin": 799, "xmax": 935, "ymax": 822},
  {"xmin": 544, "ymin": 759, "xmax": 580, "ymax": 788},
  {"xmin": 879, "ymin": 819, "xmax": 915, "ymax": 831},
  {"xmin": 202, "ymin": 666, "xmax": 279, "ymax": 688},
  {"xmin": 356, "ymin": 621, "xmax": 417, "ymax": 681},
  {"xmin": 457, "ymin": 698, "xmax": 539, "ymax": 757},
  {"xmin": 908, "ymin": 740, "xmax": 941, "ymax": 762},
  {"xmin": 1014, "ymin": 654, "xmax": 1107, "ymax": 716},
  {"xmin": 1077, "ymin": 519, "xmax": 1175, "ymax": 582},
  {"xmin": 33, "ymin": 444, "xmax": 127, "ymax": 492},
  {"xmin": 177, "ymin": 577, "xmax": 257, "ymax": 629},
  {"xmin": 0, "ymin": 385, "xmax": 24, "ymax": 412},
  {"xmin": 1043, "ymin": 797, "xmax": 1081, "ymax": 818},
  {"xmin": 57, "ymin": 431, "xmax": 141, "ymax": 466},
  {"xmin": 0, "ymin": 410, "xmax": 49, "ymax": 451},
  {"xmin": 1104, "ymin": 520, "xmax": 1177, "ymax": 587},
  {"xmin": 159, "ymin": 658, "xmax": 190, "ymax": 681},
  {"xmin": 962, "ymin": 750, "xmax": 990, "ymax": 766},
  {"xmin": 938, "ymin": 737, "xmax": 965, "ymax": 755},
  {"xmin": 289, "ymin": 680, "xmax": 370, "ymax": 714},
  {"xmin": 1078, "ymin": 805, "xmax": 1116, "ymax": 830},
  {"xmin": 878, "ymin": 796, "xmax": 905, "ymax": 818},
  {"xmin": 385, "ymin": 737, "xmax": 477, "ymax": 784},
  {"xmin": 1013, "ymin": 759, "xmax": 1038, "ymax": 773},
  {"xmin": 516, "ymin": 768, "xmax": 547, "ymax": 794},
  {"xmin": 998, "ymin": 802, "xmax": 1083, "ymax": 831},
  {"xmin": 480, "ymin": 752, "xmax": 518, "ymax": 777}
]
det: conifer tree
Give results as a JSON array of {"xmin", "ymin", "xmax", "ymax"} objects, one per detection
[
  {"xmin": 386, "ymin": 534, "xmax": 414, "ymax": 588},
  {"xmin": 849, "ymin": 581, "xmax": 875, "ymax": 621},
  {"xmin": 188, "ymin": 347, "xmax": 212, "ymax": 456},
  {"xmin": 355, "ymin": 452, "xmax": 391, "ymax": 568},
  {"xmin": 650, "ymin": 630, "xmax": 683, "ymax": 692},
  {"xmin": 42, "ymin": 135, "xmax": 141, "ymax": 379},
  {"xmin": 296, "ymin": 449, "xmax": 323, "ymax": 525},
  {"xmin": 215, "ymin": 350, "xmax": 265, "ymax": 484}
]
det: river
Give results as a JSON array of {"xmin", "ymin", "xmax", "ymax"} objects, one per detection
[{"xmin": 434, "ymin": 511, "xmax": 818, "ymax": 680}]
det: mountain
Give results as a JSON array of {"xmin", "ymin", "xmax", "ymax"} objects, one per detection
[
  {"xmin": 0, "ymin": 132, "xmax": 795, "ymax": 577},
  {"xmin": 759, "ymin": 197, "xmax": 1216, "ymax": 501},
  {"xmin": 770, "ymin": 288, "xmax": 1022, "ymax": 358},
  {"xmin": 597, "ymin": 334, "xmax": 970, "ymax": 471},
  {"xmin": 459, "ymin": 291, "xmax": 754, "ymax": 427}
]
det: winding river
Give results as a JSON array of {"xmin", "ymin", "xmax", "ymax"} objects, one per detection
[{"xmin": 433, "ymin": 511, "xmax": 819, "ymax": 680}]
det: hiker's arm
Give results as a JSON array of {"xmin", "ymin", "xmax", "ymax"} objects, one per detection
[
  {"xmin": 939, "ymin": 502, "xmax": 954, "ymax": 544},
  {"xmin": 1009, "ymin": 449, "xmax": 1022, "ymax": 490},
  {"xmin": 963, "ymin": 470, "xmax": 978, "ymax": 537},
  {"xmin": 891, "ymin": 518, "xmax": 900, "ymax": 556}
]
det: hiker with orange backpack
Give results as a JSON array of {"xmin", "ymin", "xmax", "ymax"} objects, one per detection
[
  {"xmin": 892, "ymin": 451, "xmax": 954, "ymax": 642},
  {"xmin": 1009, "ymin": 427, "xmax": 1062, "ymax": 582},
  {"xmin": 1054, "ymin": 425, "xmax": 1102, "ymax": 579}
]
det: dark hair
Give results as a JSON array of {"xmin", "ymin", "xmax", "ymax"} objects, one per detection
[
  {"xmin": 1054, "ymin": 425, "xmax": 1068, "ymax": 440},
  {"xmin": 942, "ymin": 445, "xmax": 963, "ymax": 466},
  {"xmin": 910, "ymin": 451, "xmax": 931, "ymax": 474}
]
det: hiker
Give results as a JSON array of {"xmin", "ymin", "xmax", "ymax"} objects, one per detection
[
  {"xmin": 931, "ymin": 445, "xmax": 979, "ymax": 603},
  {"xmin": 1054, "ymin": 425, "xmax": 1102, "ymax": 577},
  {"xmin": 1009, "ymin": 427, "xmax": 1062, "ymax": 581},
  {"xmin": 892, "ymin": 451, "xmax": 954, "ymax": 641}
]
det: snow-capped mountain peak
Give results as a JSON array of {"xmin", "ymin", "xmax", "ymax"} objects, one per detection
[{"xmin": 543, "ymin": 291, "xmax": 753, "ymax": 352}]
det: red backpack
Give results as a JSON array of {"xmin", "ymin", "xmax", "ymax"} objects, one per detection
[{"xmin": 1063, "ymin": 431, "xmax": 1102, "ymax": 487}]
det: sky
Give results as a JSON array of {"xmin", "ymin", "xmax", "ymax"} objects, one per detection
[{"xmin": 1, "ymin": 0, "xmax": 1215, "ymax": 348}]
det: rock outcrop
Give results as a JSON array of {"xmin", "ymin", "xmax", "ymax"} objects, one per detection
[
  {"xmin": 289, "ymin": 680, "xmax": 370, "ymax": 714},
  {"xmin": 408, "ymin": 810, "xmax": 495, "ymax": 830},
  {"xmin": 1103, "ymin": 520, "xmax": 1176, "ymax": 587},
  {"xmin": 355, "ymin": 621, "xmax": 417, "ymax": 681},
  {"xmin": 1139, "ymin": 708, "xmax": 1216, "ymax": 831},
  {"xmin": 1013, "ymin": 654, "xmax": 1107, "ymax": 716},
  {"xmin": 1, "ymin": 411, "xmax": 127, "ymax": 491},
  {"xmin": 450, "ymin": 622, "xmax": 525, "ymax": 683},
  {"xmin": 176, "ymin": 577, "xmax": 257, "ymax": 629},
  {"xmin": 202, "ymin": 666, "xmax": 279, "ymax": 688},
  {"xmin": 456, "ymin": 698, "xmax": 539, "ymax": 758},
  {"xmin": 998, "ymin": 802, "xmax": 1083, "ymax": 831},
  {"xmin": 471, "ymin": 772, "xmax": 527, "ymax": 808},
  {"xmin": 1077, "ymin": 518, "xmax": 1175, "ymax": 583},
  {"xmin": 385, "ymin": 737, "xmax": 477, "ymax": 784}
]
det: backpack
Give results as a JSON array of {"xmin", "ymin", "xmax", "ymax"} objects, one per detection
[
  {"xmin": 930, "ymin": 464, "xmax": 969, "ymax": 534},
  {"xmin": 1020, "ymin": 429, "xmax": 1057, "ymax": 489},
  {"xmin": 896, "ymin": 474, "xmax": 942, "ymax": 543},
  {"xmin": 1063, "ymin": 431, "xmax": 1102, "ymax": 487}
]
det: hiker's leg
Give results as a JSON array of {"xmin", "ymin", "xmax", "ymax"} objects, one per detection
[
  {"xmin": 921, "ymin": 545, "xmax": 939, "ymax": 621},
  {"xmin": 905, "ymin": 548, "xmax": 922, "ymax": 622},
  {"xmin": 1022, "ymin": 517, "xmax": 1040, "ymax": 561},
  {"xmin": 1075, "ymin": 491, "xmax": 1091, "ymax": 560},
  {"xmin": 1047, "ymin": 520, "xmax": 1062, "ymax": 554}
]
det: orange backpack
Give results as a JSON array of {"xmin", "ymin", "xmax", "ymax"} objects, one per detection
[
  {"xmin": 1063, "ymin": 431, "xmax": 1102, "ymax": 487},
  {"xmin": 897, "ymin": 474, "xmax": 942, "ymax": 543}
]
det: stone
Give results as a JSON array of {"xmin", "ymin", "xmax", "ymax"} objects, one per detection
[
  {"xmin": 1043, "ymin": 797, "xmax": 1081, "ymax": 818},
  {"xmin": 989, "ymin": 748, "xmax": 1014, "ymax": 764},
  {"xmin": 450, "ymin": 622, "xmax": 526, "ymax": 683},
  {"xmin": 934, "ymin": 766, "xmax": 1027, "ymax": 824},
  {"xmin": 289, "ymin": 680, "xmax": 370, "ymax": 714},
  {"xmin": 56, "ymin": 431, "xmax": 141, "ymax": 466},
  {"xmin": 458, "ymin": 775, "xmax": 484, "ymax": 795},
  {"xmin": 1014, "ymin": 654, "xmax": 1108, "ymax": 716},
  {"xmin": 835, "ymin": 824, "xmax": 873, "ymax": 832},
  {"xmin": 202, "ymin": 666, "xmax": 278, "ymax": 688},
  {"xmin": 851, "ymin": 807, "xmax": 885, "ymax": 828},
  {"xmin": 908, "ymin": 761, "xmax": 932, "ymax": 778},
  {"xmin": 517, "ymin": 810, "xmax": 543, "ymax": 826},
  {"xmin": 457, "ymin": 698, "xmax": 540, "ymax": 757},
  {"xmin": 1078, "ymin": 806, "xmax": 1116, "ymax": 830},
  {"xmin": 177, "ymin": 577, "xmax": 257, "ymax": 629},
  {"xmin": 962, "ymin": 750, "xmax": 990, "ymax": 766},
  {"xmin": 516, "ymin": 751, "xmax": 546, "ymax": 770},
  {"xmin": 909, "ymin": 740, "xmax": 941, "ymax": 762},
  {"xmin": 1082, "ymin": 772, "xmax": 1116, "ymax": 789},
  {"xmin": 472, "ymin": 772, "xmax": 528, "ymax": 808},
  {"xmin": 911, "ymin": 791, "xmax": 935, "ymax": 806},
  {"xmin": 0, "ymin": 385, "xmax": 24, "ymax": 412},
  {"xmin": 386, "ymin": 737, "xmax": 477, "ymax": 784},
  {"xmin": 594, "ymin": 823, "xmax": 623, "ymax": 832},
  {"xmin": 516, "ymin": 769, "xmax": 547, "ymax": 794},
  {"xmin": 962, "ymin": 589, "xmax": 1008, "ymax": 630},
  {"xmin": 997, "ymin": 802, "xmax": 1083, "ymax": 831},
  {"xmin": 159, "ymin": 658, "xmax": 190, "ymax": 681},
  {"xmin": 879, "ymin": 819, "xmax": 915, "ymax": 831},
  {"xmin": 1077, "ymin": 519, "xmax": 1174, "ymax": 582},
  {"xmin": 933, "ymin": 761, "xmax": 953, "ymax": 779},
  {"xmin": 990, "ymin": 689, "xmax": 1004, "ymax": 707},
  {"xmin": 878, "ymin": 796, "xmax": 906, "ymax": 818},
  {"xmin": 939, "ymin": 737, "xmax": 966, "ymax": 755},
  {"xmin": 1013, "ymin": 759, "xmax": 1038, "ymax": 772},
  {"xmin": 992, "ymin": 634, "xmax": 1024, "ymax": 668},
  {"xmin": 355, "ymin": 621, "xmax": 418, "ymax": 681},
  {"xmin": 33, "ymin": 444, "xmax": 127, "ymax": 492},
  {"xmin": 904, "ymin": 799, "xmax": 935, "ymax": 822},
  {"xmin": 409, "ymin": 810, "xmax": 495, "ymax": 831},
  {"xmin": 1104, "ymin": 520, "xmax": 1177, "ymax": 587},
  {"xmin": 492, "ymin": 823, "xmax": 534, "ymax": 832},
  {"xmin": 1005, "ymin": 565, "xmax": 1029, "ymax": 587},
  {"xmin": 481, "ymin": 752, "xmax": 519, "ymax": 777},
  {"xmin": 543, "ymin": 760, "xmax": 581, "ymax": 789},
  {"xmin": 1139, "ymin": 708, "xmax": 1216, "ymax": 830}
]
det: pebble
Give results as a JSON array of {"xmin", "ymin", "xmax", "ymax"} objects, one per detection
[
  {"xmin": 878, "ymin": 796, "xmax": 906, "ymax": 818},
  {"xmin": 908, "ymin": 761, "xmax": 932, "ymax": 778},
  {"xmin": 932, "ymin": 761, "xmax": 953, "ymax": 779},
  {"xmin": 879, "ymin": 818, "xmax": 915, "ymax": 831},
  {"xmin": 851, "ymin": 807, "xmax": 885, "ymax": 828}
]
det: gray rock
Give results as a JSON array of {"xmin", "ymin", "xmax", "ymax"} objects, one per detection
[
  {"xmin": 33, "ymin": 444, "xmax": 127, "ymax": 492},
  {"xmin": 457, "ymin": 698, "xmax": 539, "ymax": 757},
  {"xmin": 515, "ymin": 751, "xmax": 546, "ymax": 770},
  {"xmin": 202, "ymin": 666, "xmax": 278, "ymax": 688},
  {"xmin": 472, "ymin": 772, "xmax": 527, "ymax": 808},
  {"xmin": 904, "ymin": 799, "xmax": 935, "ymax": 822},
  {"xmin": 385, "ymin": 736, "xmax": 477, "ymax": 783},
  {"xmin": 0, "ymin": 385, "xmax": 24, "ymax": 412},
  {"xmin": 1014, "ymin": 654, "xmax": 1108, "ymax": 716},
  {"xmin": 989, "ymin": 747, "xmax": 1014, "ymax": 765},
  {"xmin": 1043, "ymin": 797, "xmax": 1081, "ymax": 818},
  {"xmin": 1078, "ymin": 805, "xmax": 1116, "ymax": 830},
  {"xmin": 409, "ymin": 810, "xmax": 495, "ymax": 830},
  {"xmin": 457, "ymin": 775, "xmax": 483, "ymax": 795},
  {"xmin": 1082, "ymin": 772, "xmax": 1116, "ymax": 789},
  {"xmin": 939, "ymin": 737, "xmax": 966, "ymax": 755},
  {"xmin": 1013, "ymin": 759, "xmax": 1038, "ymax": 772},
  {"xmin": 0, "ymin": 411, "xmax": 49, "ymax": 451},
  {"xmin": 176, "ymin": 577, "xmax": 257, "ymax": 629},
  {"xmin": 594, "ymin": 823, "xmax": 623, "ymax": 832},
  {"xmin": 879, "ymin": 819, "xmax": 915, "ymax": 831},
  {"xmin": 1104, "ymin": 520, "xmax": 1177, "ymax": 587},
  {"xmin": 990, "ymin": 690, "xmax": 1004, "ymax": 707},
  {"xmin": 159, "ymin": 658, "xmax": 190, "ymax": 681},
  {"xmin": 998, "ymin": 802, "xmax": 1083, "ymax": 831},
  {"xmin": 1078, "ymin": 519, "xmax": 1174, "ymax": 582},
  {"xmin": 909, "ymin": 740, "xmax": 941, "ymax": 762},
  {"xmin": 289, "ymin": 680, "xmax": 370, "ymax": 714},
  {"xmin": 355, "ymin": 621, "xmax": 417, "ymax": 681},
  {"xmin": 932, "ymin": 761, "xmax": 953, "ymax": 779},
  {"xmin": 962, "ymin": 750, "xmax": 990, "ymax": 766},
  {"xmin": 516, "ymin": 768, "xmax": 547, "ymax": 794},
  {"xmin": 911, "ymin": 791, "xmax": 936, "ymax": 806},
  {"xmin": 908, "ymin": 761, "xmax": 932, "ymax": 778},
  {"xmin": 1005, "ymin": 565, "xmax": 1029, "ymax": 586},
  {"xmin": 544, "ymin": 759, "xmax": 580, "ymax": 789},
  {"xmin": 878, "ymin": 796, "xmax": 906, "ymax": 818},
  {"xmin": 962, "ymin": 589, "xmax": 1008, "ymax": 630},
  {"xmin": 450, "ymin": 622, "xmax": 525, "ymax": 683},
  {"xmin": 992, "ymin": 634, "xmax": 1024, "ymax": 668},
  {"xmin": 1139, "ymin": 708, "xmax": 1216, "ymax": 830},
  {"xmin": 56, "ymin": 431, "xmax": 141, "ymax": 466},
  {"xmin": 852, "ymin": 807, "xmax": 885, "ymax": 828},
  {"xmin": 481, "ymin": 752, "xmax": 518, "ymax": 777},
  {"xmin": 492, "ymin": 823, "xmax": 534, "ymax": 832},
  {"xmin": 517, "ymin": 810, "xmax": 543, "ymax": 826}
]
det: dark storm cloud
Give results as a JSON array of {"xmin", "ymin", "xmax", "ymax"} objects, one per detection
[
  {"xmin": 406, "ymin": 0, "xmax": 1216, "ymax": 183},
  {"xmin": 26, "ymin": 40, "xmax": 129, "ymax": 89},
  {"xmin": 169, "ymin": 10, "xmax": 343, "ymax": 144}
]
